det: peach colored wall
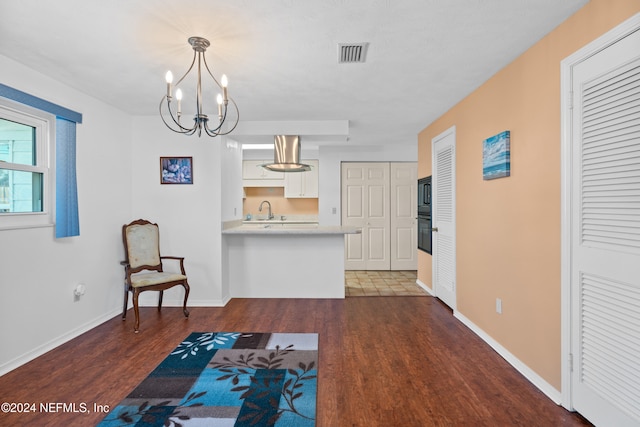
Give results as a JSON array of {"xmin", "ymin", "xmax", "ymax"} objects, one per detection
[
  {"xmin": 243, "ymin": 187, "xmax": 318, "ymax": 218},
  {"xmin": 417, "ymin": 137, "xmax": 432, "ymax": 288},
  {"xmin": 417, "ymin": 0, "xmax": 640, "ymax": 390}
]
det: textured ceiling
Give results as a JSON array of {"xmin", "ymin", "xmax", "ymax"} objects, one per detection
[{"xmin": 0, "ymin": 0, "xmax": 589, "ymax": 147}]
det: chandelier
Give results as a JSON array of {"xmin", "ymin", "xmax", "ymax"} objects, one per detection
[{"xmin": 160, "ymin": 36, "xmax": 239, "ymax": 137}]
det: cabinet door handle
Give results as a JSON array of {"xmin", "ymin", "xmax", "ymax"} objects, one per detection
[{"xmin": 431, "ymin": 227, "xmax": 439, "ymax": 232}]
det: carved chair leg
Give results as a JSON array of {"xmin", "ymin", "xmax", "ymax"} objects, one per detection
[
  {"xmin": 182, "ymin": 283, "xmax": 190, "ymax": 318},
  {"xmin": 133, "ymin": 289, "xmax": 141, "ymax": 333},
  {"xmin": 122, "ymin": 286, "xmax": 129, "ymax": 320},
  {"xmin": 158, "ymin": 290, "xmax": 164, "ymax": 311}
]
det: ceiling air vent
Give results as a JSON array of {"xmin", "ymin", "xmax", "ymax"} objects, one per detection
[{"xmin": 338, "ymin": 43, "xmax": 369, "ymax": 64}]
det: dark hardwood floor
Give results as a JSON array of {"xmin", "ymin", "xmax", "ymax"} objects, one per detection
[{"xmin": 0, "ymin": 297, "xmax": 592, "ymax": 426}]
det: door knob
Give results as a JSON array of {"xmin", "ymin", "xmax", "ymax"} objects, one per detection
[{"xmin": 431, "ymin": 227, "xmax": 439, "ymax": 232}]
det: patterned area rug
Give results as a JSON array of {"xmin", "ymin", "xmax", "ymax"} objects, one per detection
[{"xmin": 98, "ymin": 332, "xmax": 318, "ymax": 426}]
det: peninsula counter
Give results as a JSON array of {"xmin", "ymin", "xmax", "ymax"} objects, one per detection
[{"xmin": 222, "ymin": 222, "xmax": 360, "ymax": 298}]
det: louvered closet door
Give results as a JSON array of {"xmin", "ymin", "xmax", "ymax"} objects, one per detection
[
  {"xmin": 571, "ymin": 27, "xmax": 640, "ymax": 427},
  {"xmin": 432, "ymin": 127, "xmax": 456, "ymax": 310}
]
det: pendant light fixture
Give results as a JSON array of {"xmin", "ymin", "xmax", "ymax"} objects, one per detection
[{"xmin": 160, "ymin": 36, "xmax": 239, "ymax": 137}]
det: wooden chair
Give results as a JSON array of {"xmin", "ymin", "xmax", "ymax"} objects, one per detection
[{"xmin": 121, "ymin": 219, "xmax": 190, "ymax": 332}]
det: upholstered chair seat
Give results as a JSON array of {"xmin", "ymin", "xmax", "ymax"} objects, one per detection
[{"xmin": 130, "ymin": 272, "xmax": 188, "ymax": 288}]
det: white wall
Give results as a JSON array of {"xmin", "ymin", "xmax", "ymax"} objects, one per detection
[
  {"xmin": 220, "ymin": 138, "xmax": 244, "ymax": 301},
  {"xmin": 318, "ymin": 144, "xmax": 418, "ymax": 225},
  {"xmin": 0, "ymin": 54, "xmax": 133, "ymax": 375},
  {"xmin": 221, "ymin": 138, "xmax": 244, "ymax": 223},
  {"xmin": 129, "ymin": 116, "xmax": 235, "ymax": 307}
]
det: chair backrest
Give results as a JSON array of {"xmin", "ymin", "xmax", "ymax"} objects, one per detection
[{"xmin": 123, "ymin": 219, "xmax": 162, "ymax": 272}]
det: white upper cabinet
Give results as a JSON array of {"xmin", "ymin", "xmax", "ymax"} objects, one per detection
[
  {"xmin": 242, "ymin": 160, "xmax": 284, "ymax": 187},
  {"xmin": 285, "ymin": 160, "xmax": 319, "ymax": 198}
]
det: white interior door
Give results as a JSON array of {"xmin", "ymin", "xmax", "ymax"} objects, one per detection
[
  {"xmin": 366, "ymin": 164, "xmax": 390, "ymax": 269},
  {"xmin": 568, "ymin": 23, "xmax": 640, "ymax": 427},
  {"xmin": 432, "ymin": 127, "xmax": 456, "ymax": 310},
  {"xmin": 390, "ymin": 162, "xmax": 418, "ymax": 270},
  {"xmin": 343, "ymin": 163, "xmax": 366, "ymax": 269},
  {"xmin": 342, "ymin": 162, "xmax": 390, "ymax": 270}
]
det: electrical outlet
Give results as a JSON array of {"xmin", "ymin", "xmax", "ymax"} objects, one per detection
[
  {"xmin": 332, "ymin": 207, "xmax": 337, "ymax": 214},
  {"xmin": 496, "ymin": 298, "xmax": 502, "ymax": 314},
  {"xmin": 74, "ymin": 283, "xmax": 86, "ymax": 302}
]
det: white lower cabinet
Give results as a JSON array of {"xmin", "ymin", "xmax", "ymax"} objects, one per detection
[{"xmin": 284, "ymin": 160, "xmax": 319, "ymax": 198}]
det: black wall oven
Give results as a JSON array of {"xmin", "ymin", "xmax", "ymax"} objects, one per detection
[{"xmin": 417, "ymin": 176, "xmax": 432, "ymax": 254}]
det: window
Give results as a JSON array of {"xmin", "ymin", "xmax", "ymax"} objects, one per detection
[
  {"xmin": 0, "ymin": 98, "xmax": 54, "ymax": 229},
  {"xmin": 0, "ymin": 83, "xmax": 81, "ymax": 236}
]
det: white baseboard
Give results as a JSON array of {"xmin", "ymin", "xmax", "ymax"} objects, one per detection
[
  {"xmin": 1, "ymin": 298, "xmax": 233, "ymax": 377},
  {"xmin": 137, "ymin": 297, "xmax": 230, "ymax": 307},
  {"xmin": 454, "ymin": 311, "xmax": 562, "ymax": 404},
  {"xmin": 0, "ymin": 307, "xmax": 121, "ymax": 377},
  {"xmin": 416, "ymin": 279, "xmax": 435, "ymax": 296},
  {"xmin": 220, "ymin": 294, "xmax": 232, "ymax": 306}
]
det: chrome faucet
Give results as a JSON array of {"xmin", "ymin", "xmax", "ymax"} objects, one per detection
[{"xmin": 258, "ymin": 200, "xmax": 274, "ymax": 220}]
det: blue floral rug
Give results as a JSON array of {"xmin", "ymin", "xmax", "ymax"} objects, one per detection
[{"xmin": 98, "ymin": 332, "xmax": 318, "ymax": 426}]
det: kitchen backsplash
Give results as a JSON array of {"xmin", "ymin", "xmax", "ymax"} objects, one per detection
[{"xmin": 243, "ymin": 187, "xmax": 318, "ymax": 217}]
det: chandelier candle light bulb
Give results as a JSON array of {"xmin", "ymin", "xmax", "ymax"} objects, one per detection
[
  {"xmin": 159, "ymin": 36, "xmax": 239, "ymax": 137},
  {"xmin": 165, "ymin": 71, "xmax": 173, "ymax": 97},
  {"xmin": 176, "ymin": 88, "xmax": 183, "ymax": 117},
  {"xmin": 221, "ymin": 74, "xmax": 228, "ymax": 103}
]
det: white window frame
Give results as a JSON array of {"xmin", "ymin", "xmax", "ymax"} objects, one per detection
[{"xmin": 0, "ymin": 97, "xmax": 55, "ymax": 230}]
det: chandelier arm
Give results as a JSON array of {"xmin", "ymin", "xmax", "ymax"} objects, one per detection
[
  {"xmin": 201, "ymin": 53, "xmax": 239, "ymax": 129},
  {"xmin": 174, "ymin": 51, "xmax": 198, "ymax": 87},
  {"xmin": 202, "ymin": 53, "xmax": 240, "ymax": 133},
  {"xmin": 220, "ymin": 97, "xmax": 240, "ymax": 134},
  {"xmin": 159, "ymin": 97, "xmax": 189, "ymax": 134},
  {"xmin": 202, "ymin": 54, "xmax": 223, "ymax": 88},
  {"xmin": 203, "ymin": 125, "xmax": 222, "ymax": 137},
  {"xmin": 204, "ymin": 97, "xmax": 240, "ymax": 136},
  {"xmin": 171, "ymin": 51, "xmax": 201, "ymax": 133},
  {"xmin": 203, "ymin": 106, "xmax": 227, "ymax": 134},
  {"xmin": 158, "ymin": 52, "xmax": 199, "ymax": 134},
  {"xmin": 200, "ymin": 53, "xmax": 224, "ymax": 136},
  {"xmin": 203, "ymin": 126, "xmax": 219, "ymax": 137},
  {"xmin": 160, "ymin": 96, "xmax": 198, "ymax": 133},
  {"xmin": 167, "ymin": 51, "xmax": 200, "ymax": 133}
]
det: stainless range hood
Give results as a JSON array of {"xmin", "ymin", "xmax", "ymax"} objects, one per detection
[{"xmin": 262, "ymin": 135, "xmax": 311, "ymax": 172}]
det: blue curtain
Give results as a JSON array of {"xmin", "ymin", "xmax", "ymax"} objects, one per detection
[
  {"xmin": 55, "ymin": 118, "xmax": 79, "ymax": 238},
  {"xmin": 0, "ymin": 83, "xmax": 82, "ymax": 238}
]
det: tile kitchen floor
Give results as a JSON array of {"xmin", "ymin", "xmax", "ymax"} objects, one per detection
[{"xmin": 345, "ymin": 270, "xmax": 429, "ymax": 297}]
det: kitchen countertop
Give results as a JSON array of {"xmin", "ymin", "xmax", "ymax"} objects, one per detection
[
  {"xmin": 242, "ymin": 219, "xmax": 319, "ymax": 225},
  {"xmin": 222, "ymin": 220, "xmax": 359, "ymax": 235}
]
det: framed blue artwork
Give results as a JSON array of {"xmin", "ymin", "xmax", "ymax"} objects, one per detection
[
  {"xmin": 483, "ymin": 131, "xmax": 510, "ymax": 180},
  {"xmin": 160, "ymin": 156, "xmax": 193, "ymax": 184}
]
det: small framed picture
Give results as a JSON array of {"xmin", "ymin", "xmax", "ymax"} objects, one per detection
[
  {"xmin": 160, "ymin": 156, "xmax": 193, "ymax": 184},
  {"xmin": 483, "ymin": 131, "xmax": 510, "ymax": 180}
]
